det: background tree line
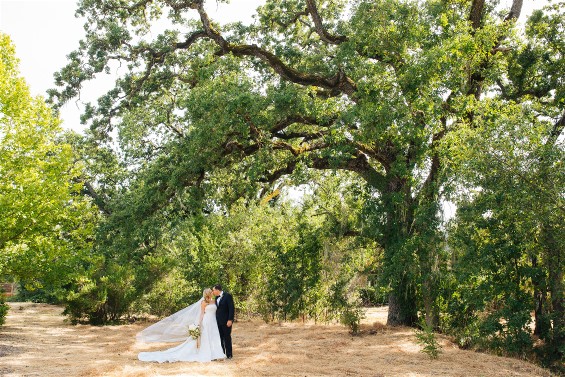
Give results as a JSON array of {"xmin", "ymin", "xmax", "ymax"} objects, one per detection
[{"xmin": 0, "ymin": 0, "xmax": 563, "ymax": 372}]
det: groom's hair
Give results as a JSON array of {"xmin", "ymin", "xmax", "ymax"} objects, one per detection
[{"xmin": 213, "ymin": 284, "xmax": 222, "ymax": 291}]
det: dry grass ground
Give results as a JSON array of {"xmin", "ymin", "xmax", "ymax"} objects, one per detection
[{"xmin": 0, "ymin": 302, "xmax": 554, "ymax": 377}]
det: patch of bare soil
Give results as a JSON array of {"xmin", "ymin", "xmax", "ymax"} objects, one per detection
[{"xmin": 0, "ymin": 303, "xmax": 553, "ymax": 377}]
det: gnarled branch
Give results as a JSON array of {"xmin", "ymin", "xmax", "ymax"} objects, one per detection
[
  {"xmin": 469, "ymin": 0, "xmax": 485, "ymax": 30},
  {"xmin": 274, "ymin": 8, "xmax": 309, "ymax": 29},
  {"xmin": 273, "ymin": 130, "xmax": 328, "ymax": 140},
  {"xmin": 309, "ymin": 151, "xmax": 386, "ymax": 190},
  {"xmin": 188, "ymin": 0, "xmax": 356, "ymax": 96},
  {"xmin": 175, "ymin": 30, "xmax": 208, "ymax": 49},
  {"xmin": 272, "ymin": 139, "xmax": 328, "ymax": 156},
  {"xmin": 350, "ymin": 141, "xmax": 391, "ymax": 171},
  {"xmin": 82, "ymin": 181, "xmax": 112, "ymax": 215},
  {"xmin": 467, "ymin": 0, "xmax": 523, "ymax": 100},
  {"xmin": 505, "ymin": 0, "xmax": 523, "ymax": 21},
  {"xmin": 305, "ymin": 0, "xmax": 347, "ymax": 45}
]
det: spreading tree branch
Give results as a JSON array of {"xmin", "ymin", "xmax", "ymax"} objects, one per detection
[
  {"xmin": 467, "ymin": 0, "xmax": 523, "ymax": 99},
  {"xmin": 82, "ymin": 181, "xmax": 112, "ymax": 215},
  {"xmin": 305, "ymin": 0, "xmax": 347, "ymax": 44},
  {"xmin": 469, "ymin": 0, "xmax": 485, "ymax": 30},
  {"xmin": 273, "ymin": 130, "xmax": 328, "ymax": 141},
  {"xmin": 187, "ymin": 0, "xmax": 356, "ymax": 96},
  {"xmin": 274, "ymin": 8, "xmax": 310, "ymax": 29},
  {"xmin": 270, "ymin": 115, "xmax": 321, "ymax": 134},
  {"xmin": 505, "ymin": 0, "xmax": 523, "ymax": 21}
]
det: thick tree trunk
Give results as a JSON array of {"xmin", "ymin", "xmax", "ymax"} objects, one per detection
[
  {"xmin": 540, "ymin": 224, "xmax": 564, "ymax": 363},
  {"xmin": 469, "ymin": 0, "xmax": 485, "ymax": 29},
  {"xmin": 549, "ymin": 266, "xmax": 564, "ymax": 357},
  {"xmin": 533, "ymin": 289, "xmax": 549, "ymax": 337},
  {"xmin": 382, "ymin": 176, "xmax": 419, "ymax": 327},
  {"xmin": 387, "ymin": 288, "xmax": 418, "ymax": 327},
  {"xmin": 422, "ymin": 277, "xmax": 439, "ymax": 328},
  {"xmin": 531, "ymin": 256, "xmax": 550, "ymax": 337}
]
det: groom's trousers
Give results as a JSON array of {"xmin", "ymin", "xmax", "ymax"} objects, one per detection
[{"xmin": 218, "ymin": 323, "xmax": 233, "ymax": 358}]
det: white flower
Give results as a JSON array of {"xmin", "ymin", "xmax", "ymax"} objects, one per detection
[{"xmin": 187, "ymin": 324, "xmax": 201, "ymax": 340}]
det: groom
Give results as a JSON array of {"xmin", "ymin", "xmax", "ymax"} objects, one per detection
[{"xmin": 212, "ymin": 284, "xmax": 234, "ymax": 359}]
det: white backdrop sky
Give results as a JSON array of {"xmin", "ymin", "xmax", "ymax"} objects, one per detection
[
  {"xmin": 0, "ymin": 0, "xmax": 553, "ymax": 132},
  {"xmin": 0, "ymin": 0, "xmax": 266, "ymax": 131}
]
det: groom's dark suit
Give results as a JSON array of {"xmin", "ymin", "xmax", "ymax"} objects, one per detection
[{"xmin": 215, "ymin": 291, "xmax": 235, "ymax": 358}]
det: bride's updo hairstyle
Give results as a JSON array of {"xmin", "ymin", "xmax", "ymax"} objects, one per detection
[{"xmin": 203, "ymin": 288, "xmax": 213, "ymax": 303}]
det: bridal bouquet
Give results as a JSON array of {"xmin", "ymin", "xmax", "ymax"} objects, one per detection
[{"xmin": 187, "ymin": 324, "xmax": 200, "ymax": 340}]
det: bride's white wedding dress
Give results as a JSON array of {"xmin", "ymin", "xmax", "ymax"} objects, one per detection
[{"xmin": 138, "ymin": 303, "xmax": 226, "ymax": 363}]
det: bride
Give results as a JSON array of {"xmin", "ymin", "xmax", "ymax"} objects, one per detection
[{"xmin": 137, "ymin": 288, "xmax": 226, "ymax": 363}]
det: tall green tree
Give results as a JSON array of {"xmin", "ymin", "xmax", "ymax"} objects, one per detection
[
  {"xmin": 444, "ymin": 3, "xmax": 565, "ymax": 366},
  {"xmin": 446, "ymin": 105, "xmax": 564, "ymax": 366},
  {"xmin": 51, "ymin": 0, "xmax": 558, "ymax": 326},
  {"xmin": 0, "ymin": 33, "xmax": 97, "ymax": 293}
]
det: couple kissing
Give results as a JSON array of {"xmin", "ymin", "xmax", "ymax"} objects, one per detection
[{"xmin": 137, "ymin": 284, "xmax": 235, "ymax": 363}]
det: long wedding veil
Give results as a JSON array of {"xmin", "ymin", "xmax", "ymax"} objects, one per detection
[{"xmin": 136, "ymin": 298, "xmax": 204, "ymax": 343}]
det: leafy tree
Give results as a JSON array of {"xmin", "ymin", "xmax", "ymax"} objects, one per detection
[
  {"xmin": 0, "ymin": 33, "xmax": 98, "ymax": 297},
  {"xmin": 51, "ymin": 0, "xmax": 560, "ymax": 328},
  {"xmin": 446, "ymin": 113, "xmax": 564, "ymax": 367},
  {"xmin": 446, "ymin": 107, "xmax": 564, "ymax": 365},
  {"xmin": 443, "ymin": 3, "xmax": 565, "ymax": 368},
  {"xmin": 117, "ymin": 170, "xmax": 373, "ymax": 325}
]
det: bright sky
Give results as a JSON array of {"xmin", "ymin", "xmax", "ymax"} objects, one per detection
[
  {"xmin": 0, "ymin": 0, "xmax": 265, "ymax": 131},
  {"xmin": 0, "ymin": 0, "xmax": 552, "ymax": 132}
]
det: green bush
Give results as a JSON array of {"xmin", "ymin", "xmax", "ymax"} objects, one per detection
[
  {"xmin": 0, "ymin": 295, "xmax": 8, "ymax": 326},
  {"xmin": 443, "ymin": 291, "xmax": 536, "ymax": 360},
  {"xmin": 62, "ymin": 262, "xmax": 139, "ymax": 324},
  {"xmin": 62, "ymin": 276, "xmax": 107, "ymax": 324},
  {"xmin": 415, "ymin": 319, "xmax": 442, "ymax": 359},
  {"xmin": 12, "ymin": 282, "xmax": 60, "ymax": 304},
  {"xmin": 135, "ymin": 269, "xmax": 199, "ymax": 317},
  {"xmin": 327, "ymin": 279, "xmax": 365, "ymax": 334},
  {"xmin": 359, "ymin": 285, "xmax": 389, "ymax": 306},
  {"xmin": 340, "ymin": 306, "xmax": 364, "ymax": 335}
]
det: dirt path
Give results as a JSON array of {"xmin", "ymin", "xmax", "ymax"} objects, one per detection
[{"xmin": 0, "ymin": 302, "xmax": 553, "ymax": 377}]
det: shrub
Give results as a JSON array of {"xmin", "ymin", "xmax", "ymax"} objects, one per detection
[
  {"xmin": 340, "ymin": 306, "xmax": 364, "ymax": 335},
  {"xmin": 12, "ymin": 282, "xmax": 59, "ymax": 304},
  {"xmin": 0, "ymin": 295, "xmax": 8, "ymax": 326},
  {"xmin": 415, "ymin": 319, "xmax": 442, "ymax": 359},
  {"xmin": 135, "ymin": 269, "xmax": 199, "ymax": 317},
  {"xmin": 359, "ymin": 285, "xmax": 389, "ymax": 306},
  {"xmin": 62, "ymin": 276, "xmax": 106, "ymax": 324},
  {"xmin": 61, "ymin": 262, "xmax": 139, "ymax": 324}
]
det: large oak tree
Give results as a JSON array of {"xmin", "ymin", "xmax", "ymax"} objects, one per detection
[{"xmin": 51, "ymin": 0, "xmax": 563, "ymax": 327}]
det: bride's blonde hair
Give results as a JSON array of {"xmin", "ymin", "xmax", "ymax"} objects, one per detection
[{"xmin": 203, "ymin": 288, "xmax": 213, "ymax": 303}]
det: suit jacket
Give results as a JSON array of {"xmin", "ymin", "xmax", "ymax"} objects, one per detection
[{"xmin": 215, "ymin": 291, "xmax": 235, "ymax": 324}]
